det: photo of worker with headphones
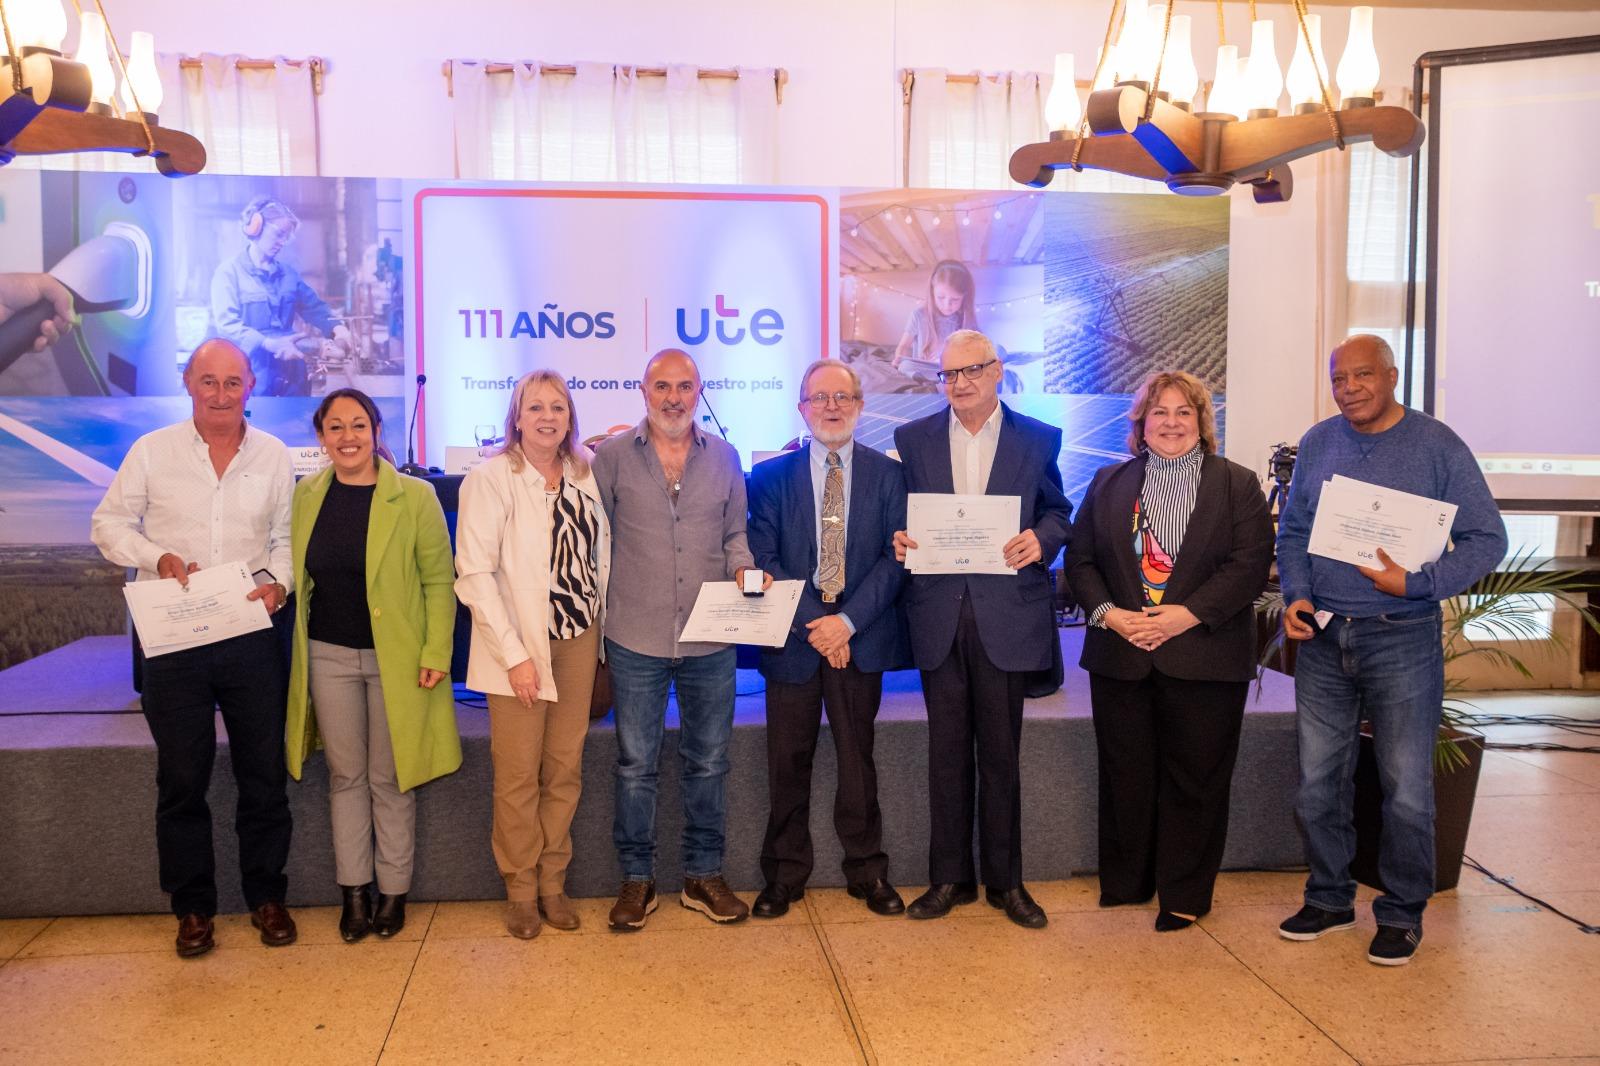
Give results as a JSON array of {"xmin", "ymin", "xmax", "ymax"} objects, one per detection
[{"xmin": 210, "ymin": 195, "xmax": 356, "ymax": 397}]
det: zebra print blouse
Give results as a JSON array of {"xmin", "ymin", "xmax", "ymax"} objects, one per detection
[{"xmin": 547, "ymin": 479, "xmax": 600, "ymax": 640}]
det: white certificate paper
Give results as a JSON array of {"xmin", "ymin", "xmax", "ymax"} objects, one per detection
[
  {"xmin": 905, "ymin": 493, "xmax": 1019, "ymax": 575},
  {"xmin": 1308, "ymin": 477, "xmax": 1457, "ymax": 572},
  {"xmin": 680, "ymin": 580, "xmax": 804, "ymax": 647},
  {"xmin": 123, "ymin": 561, "xmax": 272, "ymax": 658}
]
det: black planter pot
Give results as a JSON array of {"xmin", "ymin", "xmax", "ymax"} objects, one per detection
[{"xmin": 1350, "ymin": 726, "xmax": 1484, "ymax": 893}]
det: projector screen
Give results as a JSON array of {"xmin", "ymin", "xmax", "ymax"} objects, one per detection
[{"xmin": 1422, "ymin": 39, "xmax": 1600, "ymax": 512}]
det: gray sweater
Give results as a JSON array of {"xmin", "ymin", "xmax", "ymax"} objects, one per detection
[{"xmin": 1276, "ymin": 408, "xmax": 1508, "ymax": 617}]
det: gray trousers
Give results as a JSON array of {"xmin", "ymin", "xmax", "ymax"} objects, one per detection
[{"xmin": 309, "ymin": 640, "xmax": 416, "ymax": 894}]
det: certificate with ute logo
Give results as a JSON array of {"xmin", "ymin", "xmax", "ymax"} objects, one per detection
[
  {"xmin": 905, "ymin": 493, "xmax": 1020, "ymax": 575},
  {"xmin": 123, "ymin": 561, "xmax": 273, "ymax": 658},
  {"xmin": 1307, "ymin": 477, "xmax": 1456, "ymax": 572}
]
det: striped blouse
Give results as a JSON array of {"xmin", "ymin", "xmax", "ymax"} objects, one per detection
[
  {"xmin": 547, "ymin": 479, "xmax": 600, "ymax": 640},
  {"xmin": 1134, "ymin": 445, "xmax": 1204, "ymax": 606}
]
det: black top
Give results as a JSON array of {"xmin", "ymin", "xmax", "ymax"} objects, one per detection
[{"xmin": 306, "ymin": 477, "xmax": 376, "ymax": 649}]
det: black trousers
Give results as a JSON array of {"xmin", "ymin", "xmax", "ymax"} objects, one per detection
[
  {"xmin": 760, "ymin": 659, "xmax": 889, "ymax": 889},
  {"xmin": 140, "ymin": 627, "xmax": 292, "ymax": 917},
  {"xmin": 1090, "ymin": 669, "xmax": 1247, "ymax": 916},
  {"xmin": 921, "ymin": 595, "xmax": 1027, "ymax": 890}
]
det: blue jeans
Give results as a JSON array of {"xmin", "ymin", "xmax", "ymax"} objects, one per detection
[
  {"xmin": 1293, "ymin": 610, "xmax": 1444, "ymax": 932},
  {"xmin": 606, "ymin": 639, "xmax": 737, "ymax": 881}
]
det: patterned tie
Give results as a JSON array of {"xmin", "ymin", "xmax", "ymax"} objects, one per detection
[{"xmin": 818, "ymin": 451, "xmax": 846, "ymax": 603}]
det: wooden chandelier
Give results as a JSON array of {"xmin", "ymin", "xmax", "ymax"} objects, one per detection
[{"xmin": 1009, "ymin": 0, "xmax": 1424, "ymax": 203}]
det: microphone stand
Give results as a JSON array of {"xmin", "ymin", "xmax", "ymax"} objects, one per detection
[
  {"xmin": 399, "ymin": 373, "xmax": 434, "ymax": 476},
  {"xmin": 699, "ymin": 390, "xmax": 731, "ymax": 441}
]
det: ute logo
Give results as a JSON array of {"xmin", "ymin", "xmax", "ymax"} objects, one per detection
[{"xmin": 676, "ymin": 295, "xmax": 784, "ymax": 347}]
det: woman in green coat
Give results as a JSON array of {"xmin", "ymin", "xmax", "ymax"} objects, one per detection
[{"xmin": 285, "ymin": 388, "xmax": 462, "ymax": 942}]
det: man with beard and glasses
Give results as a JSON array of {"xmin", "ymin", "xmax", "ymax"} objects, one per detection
[{"xmin": 746, "ymin": 359, "xmax": 910, "ymax": 919}]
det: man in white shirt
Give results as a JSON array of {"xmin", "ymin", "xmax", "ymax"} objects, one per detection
[
  {"xmin": 891, "ymin": 330, "xmax": 1072, "ymax": 929},
  {"xmin": 91, "ymin": 339, "xmax": 298, "ymax": 958}
]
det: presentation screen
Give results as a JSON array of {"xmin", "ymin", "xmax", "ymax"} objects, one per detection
[{"xmin": 1428, "ymin": 44, "xmax": 1600, "ymax": 511}]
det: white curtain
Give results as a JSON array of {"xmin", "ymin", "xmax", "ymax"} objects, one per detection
[
  {"xmin": 164, "ymin": 55, "xmax": 321, "ymax": 175},
  {"xmin": 906, "ymin": 67, "xmax": 1154, "ymax": 193},
  {"xmin": 1316, "ymin": 85, "xmax": 1422, "ymax": 408},
  {"xmin": 449, "ymin": 61, "xmax": 779, "ymax": 184},
  {"xmin": 11, "ymin": 54, "xmax": 320, "ymax": 175}
]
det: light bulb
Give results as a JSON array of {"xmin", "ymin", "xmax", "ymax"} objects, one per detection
[
  {"xmin": 120, "ymin": 31, "xmax": 163, "ymax": 118},
  {"xmin": 1286, "ymin": 14, "xmax": 1330, "ymax": 113},
  {"xmin": 1044, "ymin": 52, "xmax": 1081, "ymax": 132},
  {"xmin": 1244, "ymin": 18, "xmax": 1283, "ymax": 117},
  {"xmin": 10, "ymin": 0, "xmax": 68, "ymax": 52},
  {"xmin": 1163, "ymin": 15, "xmax": 1198, "ymax": 108},
  {"xmin": 1117, "ymin": 0, "xmax": 1153, "ymax": 84},
  {"xmin": 1337, "ymin": 5, "xmax": 1380, "ymax": 106},
  {"xmin": 72, "ymin": 12, "xmax": 117, "ymax": 109},
  {"xmin": 1203, "ymin": 44, "xmax": 1244, "ymax": 119}
]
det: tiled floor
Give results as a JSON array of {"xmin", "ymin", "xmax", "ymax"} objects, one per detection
[{"xmin": 2, "ymin": 692, "xmax": 1597, "ymax": 1066}]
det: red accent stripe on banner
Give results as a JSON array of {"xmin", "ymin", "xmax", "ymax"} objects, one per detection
[{"xmin": 411, "ymin": 187, "xmax": 833, "ymax": 461}]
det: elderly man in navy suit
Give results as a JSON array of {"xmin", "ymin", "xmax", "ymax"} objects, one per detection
[
  {"xmin": 893, "ymin": 329, "xmax": 1072, "ymax": 928},
  {"xmin": 746, "ymin": 358, "xmax": 910, "ymax": 919}
]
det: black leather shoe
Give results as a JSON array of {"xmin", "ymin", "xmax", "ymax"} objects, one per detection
[
  {"xmin": 847, "ymin": 878, "xmax": 905, "ymax": 916},
  {"xmin": 372, "ymin": 892, "xmax": 406, "ymax": 938},
  {"xmin": 752, "ymin": 883, "xmax": 803, "ymax": 919},
  {"xmin": 175, "ymin": 913, "xmax": 214, "ymax": 958},
  {"xmin": 906, "ymin": 882, "xmax": 978, "ymax": 920},
  {"xmin": 986, "ymin": 886, "xmax": 1048, "ymax": 929},
  {"xmin": 339, "ymin": 883, "xmax": 373, "ymax": 943},
  {"xmin": 250, "ymin": 901, "xmax": 298, "ymax": 947},
  {"xmin": 1155, "ymin": 911, "xmax": 1196, "ymax": 932}
]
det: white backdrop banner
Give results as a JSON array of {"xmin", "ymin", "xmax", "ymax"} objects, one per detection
[{"xmin": 406, "ymin": 183, "xmax": 837, "ymax": 467}]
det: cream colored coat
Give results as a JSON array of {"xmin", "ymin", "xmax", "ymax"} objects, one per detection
[{"xmin": 454, "ymin": 447, "xmax": 611, "ymax": 701}]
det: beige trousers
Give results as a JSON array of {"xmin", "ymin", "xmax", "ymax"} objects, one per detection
[{"xmin": 486, "ymin": 624, "xmax": 599, "ymax": 900}]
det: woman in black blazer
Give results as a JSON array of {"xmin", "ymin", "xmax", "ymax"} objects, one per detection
[{"xmin": 1065, "ymin": 370, "xmax": 1273, "ymax": 932}]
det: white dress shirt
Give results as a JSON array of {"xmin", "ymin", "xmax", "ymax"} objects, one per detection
[
  {"xmin": 91, "ymin": 420, "xmax": 294, "ymax": 591},
  {"xmin": 948, "ymin": 402, "xmax": 1003, "ymax": 495}
]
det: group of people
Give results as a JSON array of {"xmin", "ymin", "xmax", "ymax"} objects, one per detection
[{"xmin": 84, "ymin": 318, "xmax": 1505, "ymax": 968}]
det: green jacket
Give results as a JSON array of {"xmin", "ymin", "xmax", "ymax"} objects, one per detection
[{"xmin": 285, "ymin": 460, "xmax": 463, "ymax": 792}]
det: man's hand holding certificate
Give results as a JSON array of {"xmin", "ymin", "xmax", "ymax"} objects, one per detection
[
  {"xmin": 1307, "ymin": 476, "xmax": 1456, "ymax": 573},
  {"xmin": 123, "ymin": 561, "xmax": 273, "ymax": 658},
  {"xmin": 680, "ymin": 580, "xmax": 804, "ymax": 647},
  {"xmin": 904, "ymin": 493, "xmax": 1021, "ymax": 575}
]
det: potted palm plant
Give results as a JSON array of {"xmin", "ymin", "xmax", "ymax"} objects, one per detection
[{"xmin": 1257, "ymin": 550, "xmax": 1600, "ymax": 891}]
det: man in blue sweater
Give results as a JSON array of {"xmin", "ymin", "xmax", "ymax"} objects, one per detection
[{"xmin": 1275, "ymin": 334, "xmax": 1507, "ymax": 966}]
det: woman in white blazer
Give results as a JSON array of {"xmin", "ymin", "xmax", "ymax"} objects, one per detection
[{"xmin": 455, "ymin": 369, "xmax": 611, "ymax": 939}]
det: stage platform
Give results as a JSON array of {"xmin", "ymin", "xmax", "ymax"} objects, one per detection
[{"xmin": 0, "ymin": 630, "xmax": 1306, "ymax": 918}]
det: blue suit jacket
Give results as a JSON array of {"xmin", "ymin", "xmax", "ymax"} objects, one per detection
[
  {"xmin": 747, "ymin": 443, "xmax": 909, "ymax": 684},
  {"xmin": 894, "ymin": 403, "xmax": 1072, "ymax": 673}
]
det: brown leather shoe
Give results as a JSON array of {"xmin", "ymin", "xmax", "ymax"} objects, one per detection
[
  {"xmin": 506, "ymin": 900, "xmax": 541, "ymax": 939},
  {"xmin": 538, "ymin": 893, "xmax": 580, "ymax": 931},
  {"xmin": 175, "ymin": 913, "xmax": 214, "ymax": 958},
  {"xmin": 607, "ymin": 880, "xmax": 657, "ymax": 932},
  {"xmin": 680, "ymin": 875, "xmax": 749, "ymax": 924},
  {"xmin": 250, "ymin": 901, "xmax": 298, "ymax": 947}
]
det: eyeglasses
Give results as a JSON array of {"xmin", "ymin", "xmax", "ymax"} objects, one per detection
[
  {"xmin": 801, "ymin": 391, "xmax": 861, "ymax": 408},
  {"xmin": 935, "ymin": 359, "xmax": 997, "ymax": 385}
]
